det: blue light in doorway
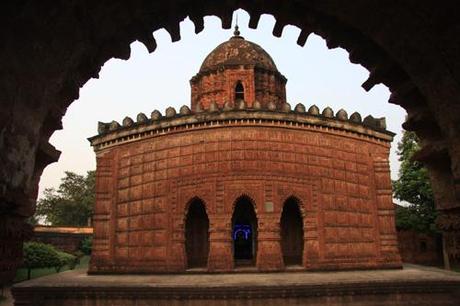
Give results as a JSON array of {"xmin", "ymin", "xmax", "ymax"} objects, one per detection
[{"xmin": 233, "ymin": 224, "xmax": 251, "ymax": 240}]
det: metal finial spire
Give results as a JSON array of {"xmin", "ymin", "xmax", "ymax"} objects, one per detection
[
  {"xmin": 233, "ymin": 13, "xmax": 240, "ymax": 36},
  {"xmin": 234, "ymin": 25, "xmax": 240, "ymax": 36}
]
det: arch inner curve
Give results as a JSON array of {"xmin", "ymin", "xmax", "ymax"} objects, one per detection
[
  {"xmin": 280, "ymin": 197, "xmax": 304, "ymax": 266},
  {"xmin": 185, "ymin": 198, "xmax": 209, "ymax": 268},
  {"xmin": 232, "ymin": 196, "xmax": 258, "ymax": 266}
]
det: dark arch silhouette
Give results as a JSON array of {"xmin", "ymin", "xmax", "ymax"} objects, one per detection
[
  {"xmin": 235, "ymin": 81, "xmax": 244, "ymax": 101},
  {"xmin": 185, "ymin": 198, "xmax": 209, "ymax": 268},
  {"xmin": 231, "ymin": 195, "xmax": 257, "ymax": 266},
  {"xmin": 280, "ymin": 196, "xmax": 304, "ymax": 266},
  {"xmin": 1, "ymin": 2, "xmax": 460, "ymax": 284}
]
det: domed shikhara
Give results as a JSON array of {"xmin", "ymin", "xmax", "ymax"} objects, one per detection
[
  {"xmin": 199, "ymin": 35, "xmax": 278, "ymax": 73},
  {"xmin": 190, "ymin": 27, "xmax": 287, "ymax": 111}
]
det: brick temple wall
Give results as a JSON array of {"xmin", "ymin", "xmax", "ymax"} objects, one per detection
[
  {"xmin": 89, "ymin": 121, "xmax": 400, "ymax": 273},
  {"xmin": 190, "ymin": 67, "xmax": 286, "ymax": 111},
  {"xmin": 397, "ymin": 229, "xmax": 442, "ymax": 265}
]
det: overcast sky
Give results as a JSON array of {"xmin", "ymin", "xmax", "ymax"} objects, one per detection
[{"xmin": 38, "ymin": 9, "xmax": 406, "ymax": 197}]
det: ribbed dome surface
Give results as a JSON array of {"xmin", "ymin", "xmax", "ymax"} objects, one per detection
[{"xmin": 199, "ymin": 34, "xmax": 278, "ymax": 73}]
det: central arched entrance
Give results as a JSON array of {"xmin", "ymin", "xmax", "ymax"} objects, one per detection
[
  {"xmin": 185, "ymin": 198, "xmax": 209, "ymax": 269},
  {"xmin": 232, "ymin": 196, "xmax": 257, "ymax": 266},
  {"xmin": 280, "ymin": 197, "xmax": 304, "ymax": 266}
]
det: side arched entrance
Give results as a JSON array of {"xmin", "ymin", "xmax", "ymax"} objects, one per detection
[
  {"xmin": 185, "ymin": 198, "xmax": 209, "ymax": 268},
  {"xmin": 280, "ymin": 197, "xmax": 304, "ymax": 266},
  {"xmin": 232, "ymin": 196, "xmax": 258, "ymax": 266}
]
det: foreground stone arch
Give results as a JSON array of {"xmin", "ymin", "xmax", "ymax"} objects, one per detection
[{"xmin": 1, "ymin": 1, "xmax": 460, "ymax": 281}]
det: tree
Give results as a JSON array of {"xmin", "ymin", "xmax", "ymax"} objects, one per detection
[
  {"xmin": 80, "ymin": 236, "xmax": 92, "ymax": 255},
  {"xmin": 23, "ymin": 242, "xmax": 77, "ymax": 279},
  {"xmin": 54, "ymin": 251, "xmax": 77, "ymax": 272},
  {"xmin": 393, "ymin": 131, "xmax": 437, "ymax": 233},
  {"xmin": 23, "ymin": 242, "xmax": 60, "ymax": 280},
  {"xmin": 36, "ymin": 171, "xmax": 95, "ymax": 226}
]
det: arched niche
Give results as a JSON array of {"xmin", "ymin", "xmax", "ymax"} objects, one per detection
[
  {"xmin": 184, "ymin": 198, "xmax": 209, "ymax": 269},
  {"xmin": 280, "ymin": 196, "xmax": 304, "ymax": 266}
]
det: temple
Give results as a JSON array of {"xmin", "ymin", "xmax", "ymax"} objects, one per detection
[{"xmin": 88, "ymin": 28, "xmax": 401, "ymax": 273}]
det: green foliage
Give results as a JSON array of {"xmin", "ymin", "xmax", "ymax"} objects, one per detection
[
  {"xmin": 22, "ymin": 242, "xmax": 77, "ymax": 278},
  {"xmin": 14, "ymin": 256, "xmax": 91, "ymax": 283},
  {"xmin": 55, "ymin": 251, "xmax": 77, "ymax": 272},
  {"xmin": 26, "ymin": 216, "xmax": 39, "ymax": 226},
  {"xmin": 23, "ymin": 242, "xmax": 59, "ymax": 270},
  {"xmin": 23, "ymin": 242, "xmax": 60, "ymax": 279},
  {"xmin": 36, "ymin": 171, "xmax": 95, "ymax": 226},
  {"xmin": 393, "ymin": 131, "xmax": 437, "ymax": 233},
  {"xmin": 73, "ymin": 250, "xmax": 84, "ymax": 259},
  {"xmin": 80, "ymin": 237, "xmax": 92, "ymax": 255}
]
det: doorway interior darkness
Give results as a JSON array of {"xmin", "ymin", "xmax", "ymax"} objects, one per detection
[
  {"xmin": 232, "ymin": 196, "xmax": 258, "ymax": 266},
  {"xmin": 185, "ymin": 198, "xmax": 209, "ymax": 268},
  {"xmin": 280, "ymin": 197, "xmax": 304, "ymax": 266},
  {"xmin": 234, "ymin": 81, "xmax": 244, "ymax": 101}
]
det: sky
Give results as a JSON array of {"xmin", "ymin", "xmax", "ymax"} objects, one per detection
[{"xmin": 38, "ymin": 9, "xmax": 406, "ymax": 197}]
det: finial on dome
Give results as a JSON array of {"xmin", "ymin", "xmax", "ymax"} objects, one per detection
[
  {"xmin": 234, "ymin": 25, "xmax": 240, "ymax": 36},
  {"xmin": 233, "ymin": 13, "xmax": 241, "ymax": 37}
]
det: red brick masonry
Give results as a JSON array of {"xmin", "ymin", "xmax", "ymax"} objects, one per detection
[
  {"xmin": 190, "ymin": 32, "xmax": 287, "ymax": 111},
  {"xmin": 33, "ymin": 226, "xmax": 93, "ymax": 254},
  {"xmin": 89, "ymin": 106, "xmax": 401, "ymax": 273}
]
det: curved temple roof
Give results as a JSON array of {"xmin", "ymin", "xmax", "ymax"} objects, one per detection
[{"xmin": 199, "ymin": 27, "xmax": 278, "ymax": 73}]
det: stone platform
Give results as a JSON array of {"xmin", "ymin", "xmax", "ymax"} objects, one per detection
[{"xmin": 12, "ymin": 265, "xmax": 460, "ymax": 305}]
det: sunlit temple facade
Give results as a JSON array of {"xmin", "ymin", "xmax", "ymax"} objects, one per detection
[{"xmin": 88, "ymin": 28, "xmax": 401, "ymax": 273}]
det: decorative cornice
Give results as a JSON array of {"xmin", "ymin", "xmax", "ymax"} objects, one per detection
[{"xmin": 89, "ymin": 102, "xmax": 394, "ymax": 151}]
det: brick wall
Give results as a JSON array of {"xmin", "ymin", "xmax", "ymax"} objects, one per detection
[
  {"xmin": 33, "ymin": 226, "xmax": 93, "ymax": 254},
  {"xmin": 89, "ymin": 120, "xmax": 401, "ymax": 273},
  {"xmin": 190, "ymin": 67, "xmax": 286, "ymax": 111},
  {"xmin": 397, "ymin": 229, "xmax": 442, "ymax": 265}
]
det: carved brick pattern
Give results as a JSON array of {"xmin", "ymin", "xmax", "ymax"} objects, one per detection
[
  {"xmin": 191, "ymin": 66, "xmax": 286, "ymax": 111},
  {"xmin": 373, "ymin": 157, "xmax": 401, "ymax": 264},
  {"xmin": 264, "ymin": 181, "xmax": 273, "ymax": 208},
  {"xmin": 215, "ymin": 179, "xmax": 224, "ymax": 213},
  {"xmin": 90, "ymin": 124, "xmax": 401, "ymax": 272},
  {"xmin": 90, "ymin": 153, "xmax": 114, "ymax": 270}
]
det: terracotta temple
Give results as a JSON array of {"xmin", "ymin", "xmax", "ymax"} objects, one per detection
[{"xmin": 88, "ymin": 27, "xmax": 401, "ymax": 273}]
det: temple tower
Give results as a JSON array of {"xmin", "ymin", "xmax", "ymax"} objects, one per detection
[{"xmin": 190, "ymin": 26, "xmax": 287, "ymax": 111}]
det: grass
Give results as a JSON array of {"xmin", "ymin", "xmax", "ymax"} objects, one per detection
[
  {"xmin": 433, "ymin": 264, "xmax": 460, "ymax": 273},
  {"xmin": 14, "ymin": 256, "xmax": 90, "ymax": 283},
  {"xmin": 452, "ymin": 265, "xmax": 460, "ymax": 273}
]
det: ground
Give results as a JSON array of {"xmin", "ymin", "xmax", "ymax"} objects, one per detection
[
  {"xmin": 0, "ymin": 256, "xmax": 89, "ymax": 306},
  {"xmin": 11, "ymin": 264, "xmax": 460, "ymax": 305}
]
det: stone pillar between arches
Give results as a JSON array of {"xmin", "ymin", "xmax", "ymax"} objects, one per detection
[
  {"xmin": 256, "ymin": 215, "xmax": 284, "ymax": 271},
  {"xmin": 303, "ymin": 215, "xmax": 320, "ymax": 269},
  {"xmin": 207, "ymin": 216, "xmax": 233, "ymax": 272},
  {"xmin": 169, "ymin": 215, "xmax": 186, "ymax": 272}
]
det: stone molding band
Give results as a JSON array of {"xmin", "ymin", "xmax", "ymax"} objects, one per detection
[
  {"xmin": 90, "ymin": 104, "xmax": 393, "ymax": 151},
  {"xmin": 12, "ymin": 280, "xmax": 460, "ymax": 302}
]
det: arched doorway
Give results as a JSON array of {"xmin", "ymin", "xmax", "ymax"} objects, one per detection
[
  {"xmin": 185, "ymin": 198, "xmax": 209, "ymax": 268},
  {"xmin": 280, "ymin": 197, "xmax": 304, "ymax": 266},
  {"xmin": 232, "ymin": 196, "xmax": 257, "ymax": 266}
]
